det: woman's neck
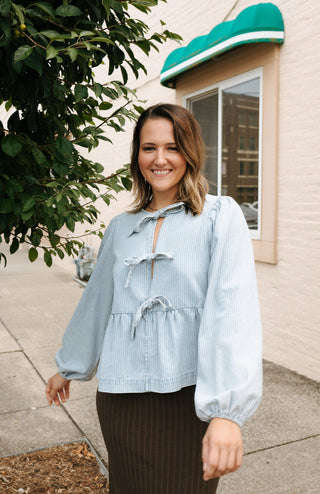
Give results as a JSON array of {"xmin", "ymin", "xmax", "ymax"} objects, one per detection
[{"xmin": 147, "ymin": 192, "xmax": 178, "ymax": 211}]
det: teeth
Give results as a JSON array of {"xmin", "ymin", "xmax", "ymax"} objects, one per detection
[{"xmin": 153, "ymin": 170, "xmax": 170, "ymax": 175}]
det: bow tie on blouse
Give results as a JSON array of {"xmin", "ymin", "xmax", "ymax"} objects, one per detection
[
  {"xmin": 126, "ymin": 202, "xmax": 184, "ymax": 339},
  {"xmin": 129, "ymin": 202, "xmax": 185, "ymax": 236},
  {"xmin": 131, "ymin": 295, "xmax": 173, "ymax": 340},
  {"xmin": 124, "ymin": 252, "xmax": 174, "ymax": 288}
]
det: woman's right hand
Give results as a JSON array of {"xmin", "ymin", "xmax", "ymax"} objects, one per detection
[{"xmin": 46, "ymin": 372, "xmax": 71, "ymax": 406}]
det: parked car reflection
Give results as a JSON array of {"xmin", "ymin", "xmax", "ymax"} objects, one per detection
[{"xmin": 240, "ymin": 202, "xmax": 258, "ymax": 229}]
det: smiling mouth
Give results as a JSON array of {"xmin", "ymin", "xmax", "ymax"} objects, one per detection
[{"xmin": 152, "ymin": 170, "xmax": 172, "ymax": 176}]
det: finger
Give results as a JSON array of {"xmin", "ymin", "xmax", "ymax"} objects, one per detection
[
  {"xmin": 53, "ymin": 392, "xmax": 61, "ymax": 406},
  {"xmin": 64, "ymin": 382, "xmax": 70, "ymax": 400},
  {"xmin": 234, "ymin": 446, "xmax": 244, "ymax": 471},
  {"xmin": 225, "ymin": 449, "xmax": 237, "ymax": 475},
  {"xmin": 202, "ymin": 437, "xmax": 210, "ymax": 478},
  {"xmin": 49, "ymin": 385, "xmax": 61, "ymax": 406},
  {"xmin": 45, "ymin": 382, "xmax": 53, "ymax": 405},
  {"xmin": 215, "ymin": 449, "xmax": 228, "ymax": 477},
  {"xmin": 203, "ymin": 447, "xmax": 219, "ymax": 481},
  {"xmin": 58, "ymin": 390, "xmax": 65, "ymax": 404},
  {"xmin": 202, "ymin": 437, "xmax": 209, "ymax": 466}
]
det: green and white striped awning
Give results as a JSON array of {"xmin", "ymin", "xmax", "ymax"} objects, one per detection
[{"xmin": 160, "ymin": 3, "xmax": 284, "ymax": 88}]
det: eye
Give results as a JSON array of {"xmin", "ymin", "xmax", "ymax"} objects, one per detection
[
  {"xmin": 142, "ymin": 145, "xmax": 155, "ymax": 152},
  {"xmin": 168, "ymin": 146, "xmax": 178, "ymax": 151}
]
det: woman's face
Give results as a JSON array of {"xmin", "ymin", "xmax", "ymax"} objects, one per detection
[{"xmin": 138, "ymin": 118, "xmax": 187, "ymax": 201}]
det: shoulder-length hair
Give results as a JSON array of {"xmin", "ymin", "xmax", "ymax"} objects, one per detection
[{"xmin": 130, "ymin": 103, "xmax": 208, "ymax": 215}]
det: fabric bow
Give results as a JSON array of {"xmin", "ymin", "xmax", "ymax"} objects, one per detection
[
  {"xmin": 129, "ymin": 202, "xmax": 185, "ymax": 236},
  {"xmin": 131, "ymin": 295, "xmax": 173, "ymax": 339},
  {"xmin": 124, "ymin": 252, "xmax": 174, "ymax": 288}
]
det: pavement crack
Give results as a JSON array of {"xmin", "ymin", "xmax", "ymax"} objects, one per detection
[
  {"xmin": 245, "ymin": 433, "xmax": 320, "ymax": 456},
  {"xmin": 0, "ymin": 316, "xmax": 86, "ymax": 440}
]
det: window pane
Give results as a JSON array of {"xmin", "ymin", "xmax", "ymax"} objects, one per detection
[
  {"xmin": 189, "ymin": 92, "xmax": 218, "ymax": 195},
  {"xmin": 222, "ymin": 78, "xmax": 260, "ymax": 230}
]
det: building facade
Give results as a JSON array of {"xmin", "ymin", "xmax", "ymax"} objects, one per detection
[{"xmin": 68, "ymin": 0, "xmax": 320, "ymax": 381}]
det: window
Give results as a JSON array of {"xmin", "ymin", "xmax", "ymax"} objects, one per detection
[
  {"xmin": 239, "ymin": 161, "xmax": 245, "ymax": 176},
  {"xmin": 178, "ymin": 44, "xmax": 280, "ymax": 263},
  {"xmin": 249, "ymin": 136, "xmax": 257, "ymax": 151},
  {"xmin": 239, "ymin": 135, "xmax": 246, "ymax": 150},
  {"xmin": 238, "ymin": 110, "xmax": 245, "ymax": 126},
  {"xmin": 188, "ymin": 92, "xmax": 218, "ymax": 193},
  {"xmin": 249, "ymin": 112, "xmax": 258, "ymax": 127},
  {"xmin": 186, "ymin": 71, "xmax": 261, "ymax": 233}
]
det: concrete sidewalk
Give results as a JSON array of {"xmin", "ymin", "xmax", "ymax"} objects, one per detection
[{"xmin": 1, "ymin": 247, "xmax": 319, "ymax": 493}]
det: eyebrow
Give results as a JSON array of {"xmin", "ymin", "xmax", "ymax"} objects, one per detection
[{"xmin": 141, "ymin": 142, "xmax": 176, "ymax": 145}]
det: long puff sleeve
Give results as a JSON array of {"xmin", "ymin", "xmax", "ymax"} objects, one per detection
[
  {"xmin": 195, "ymin": 197, "xmax": 262, "ymax": 427},
  {"xmin": 55, "ymin": 217, "xmax": 117, "ymax": 381}
]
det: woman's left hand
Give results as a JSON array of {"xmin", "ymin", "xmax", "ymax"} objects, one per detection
[{"xmin": 202, "ymin": 417, "xmax": 243, "ymax": 480}]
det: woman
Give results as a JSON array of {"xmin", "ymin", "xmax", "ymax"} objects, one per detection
[{"xmin": 46, "ymin": 104, "xmax": 262, "ymax": 493}]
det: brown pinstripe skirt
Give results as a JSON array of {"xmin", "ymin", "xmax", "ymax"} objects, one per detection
[{"xmin": 96, "ymin": 386, "xmax": 219, "ymax": 494}]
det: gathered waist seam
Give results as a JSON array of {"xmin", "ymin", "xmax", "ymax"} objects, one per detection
[{"xmin": 111, "ymin": 306, "xmax": 204, "ymax": 316}]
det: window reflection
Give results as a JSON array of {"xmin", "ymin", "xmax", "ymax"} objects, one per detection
[
  {"xmin": 188, "ymin": 76, "xmax": 260, "ymax": 230},
  {"xmin": 189, "ymin": 92, "xmax": 218, "ymax": 195},
  {"xmin": 222, "ymin": 78, "xmax": 260, "ymax": 229}
]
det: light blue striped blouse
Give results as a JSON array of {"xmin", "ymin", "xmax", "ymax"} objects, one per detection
[{"xmin": 56, "ymin": 195, "xmax": 262, "ymax": 426}]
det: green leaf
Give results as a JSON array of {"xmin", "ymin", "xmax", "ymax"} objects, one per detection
[
  {"xmin": 74, "ymin": 84, "xmax": 88, "ymax": 102},
  {"xmin": 133, "ymin": 104, "xmax": 145, "ymax": 114},
  {"xmin": 56, "ymin": 5, "xmax": 82, "ymax": 17},
  {"xmin": 24, "ymin": 52, "xmax": 43, "ymax": 76},
  {"xmin": 22, "ymin": 197, "xmax": 36, "ymax": 212},
  {"xmin": 44, "ymin": 250, "xmax": 52, "ymax": 267},
  {"xmin": 34, "ymin": 2, "xmax": 55, "ymax": 16},
  {"xmin": 89, "ymin": 37, "xmax": 113, "ymax": 44},
  {"xmin": 32, "ymin": 147, "xmax": 47, "ymax": 165},
  {"xmin": 56, "ymin": 248, "xmax": 64, "ymax": 259},
  {"xmin": 0, "ymin": 0, "xmax": 11, "ymax": 16},
  {"xmin": 21, "ymin": 210, "xmax": 34, "ymax": 221},
  {"xmin": 5, "ymin": 99, "xmax": 12, "ymax": 112},
  {"xmin": 12, "ymin": 3, "xmax": 25, "ymax": 24},
  {"xmin": 0, "ymin": 253, "xmax": 7, "ymax": 268},
  {"xmin": 40, "ymin": 30, "xmax": 61, "ymax": 39},
  {"xmin": 10, "ymin": 237, "xmax": 19, "ymax": 254},
  {"xmin": 120, "ymin": 65, "xmax": 128, "ymax": 84},
  {"xmin": 0, "ymin": 198, "xmax": 14, "ymax": 213},
  {"xmin": 67, "ymin": 47, "xmax": 78, "ymax": 62},
  {"xmin": 121, "ymin": 177, "xmax": 132, "ymax": 191},
  {"xmin": 28, "ymin": 247, "xmax": 38, "ymax": 262},
  {"xmin": 55, "ymin": 136, "xmax": 74, "ymax": 155},
  {"xmin": 49, "ymin": 234, "xmax": 60, "ymax": 247},
  {"xmin": 0, "ymin": 19, "xmax": 11, "ymax": 48},
  {"xmin": 94, "ymin": 163, "xmax": 104, "ymax": 173},
  {"xmin": 46, "ymin": 45, "xmax": 59, "ymax": 60},
  {"xmin": 1, "ymin": 134, "xmax": 22, "ymax": 157},
  {"xmin": 14, "ymin": 45, "xmax": 33, "ymax": 63},
  {"xmin": 30, "ymin": 229, "xmax": 42, "ymax": 247},
  {"xmin": 66, "ymin": 216, "xmax": 75, "ymax": 232},
  {"xmin": 99, "ymin": 101, "xmax": 112, "ymax": 111},
  {"xmin": 79, "ymin": 31, "xmax": 95, "ymax": 37},
  {"xmin": 93, "ymin": 83, "xmax": 103, "ymax": 98}
]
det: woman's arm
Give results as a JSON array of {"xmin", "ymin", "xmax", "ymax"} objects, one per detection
[
  {"xmin": 195, "ymin": 197, "xmax": 262, "ymax": 478},
  {"xmin": 45, "ymin": 372, "xmax": 71, "ymax": 406},
  {"xmin": 202, "ymin": 417, "xmax": 243, "ymax": 480},
  {"xmin": 53, "ymin": 217, "xmax": 117, "ymax": 382}
]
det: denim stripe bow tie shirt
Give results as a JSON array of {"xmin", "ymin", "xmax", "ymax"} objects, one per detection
[{"xmin": 56, "ymin": 195, "xmax": 263, "ymax": 426}]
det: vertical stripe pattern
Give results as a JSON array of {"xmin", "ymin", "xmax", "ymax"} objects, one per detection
[{"xmin": 96, "ymin": 386, "xmax": 219, "ymax": 494}]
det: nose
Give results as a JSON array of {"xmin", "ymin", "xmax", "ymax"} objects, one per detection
[{"xmin": 154, "ymin": 149, "xmax": 167, "ymax": 166}]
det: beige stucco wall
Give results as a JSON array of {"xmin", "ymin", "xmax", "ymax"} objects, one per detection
[{"xmin": 55, "ymin": 0, "xmax": 320, "ymax": 380}]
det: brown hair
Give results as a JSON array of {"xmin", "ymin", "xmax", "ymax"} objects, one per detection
[{"xmin": 130, "ymin": 103, "xmax": 208, "ymax": 215}]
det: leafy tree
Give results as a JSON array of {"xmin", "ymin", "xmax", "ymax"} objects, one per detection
[{"xmin": 0, "ymin": 0, "xmax": 181, "ymax": 266}]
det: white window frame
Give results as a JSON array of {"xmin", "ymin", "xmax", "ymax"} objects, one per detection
[{"xmin": 183, "ymin": 67, "xmax": 263, "ymax": 240}]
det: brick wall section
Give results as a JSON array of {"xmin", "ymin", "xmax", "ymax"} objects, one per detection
[{"xmin": 53, "ymin": 0, "xmax": 320, "ymax": 380}]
